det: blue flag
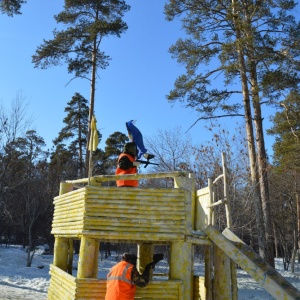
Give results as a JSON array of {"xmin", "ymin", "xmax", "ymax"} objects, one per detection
[{"xmin": 126, "ymin": 120, "xmax": 147, "ymax": 159}]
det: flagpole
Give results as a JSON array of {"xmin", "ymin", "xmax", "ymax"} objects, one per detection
[
  {"xmin": 88, "ymin": 140, "xmax": 93, "ymax": 185},
  {"xmin": 88, "ymin": 115, "xmax": 98, "ymax": 185}
]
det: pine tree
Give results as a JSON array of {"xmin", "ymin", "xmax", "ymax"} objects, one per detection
[
  {"xmin": 32, "ymin": 0, "xmax": 130, "ymax": 175},
  {"xmin": 164, "ymin": 0, "xmax": 300, "ymax": 266},
  {"xmin": 268, "ymin": 91, "xmax": 300, "ymax": 172},
  {"xmin": 53, "ymin": 92, "xmax": 91, "ymax": 178},
  {"xmin": 105, "ymin": 131, "xmax": 128, "ymax": 158},
  {"xmin": 268, "ymin": 91, "xmax": 300, "ymax": 272}
]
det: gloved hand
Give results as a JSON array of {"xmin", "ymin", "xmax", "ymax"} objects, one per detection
[
  {"xmin": 144, "ymin": 261, "xmax": 155, "ymax": 272},
  {"xmin": 132, "ymin": 161, "xmax": 141, "ymax": 167},
  {"xmin": 153, "ymin": 253, "xmax": 164, "ymax": 263},
  {"xmin": 144, "ymin": 254, "xmax": 164, "ymax": 272}
]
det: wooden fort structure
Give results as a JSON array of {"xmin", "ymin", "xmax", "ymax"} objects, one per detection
[{"xmin": 47, "ymin": 154, "xmax": 300, "ymax": 300}]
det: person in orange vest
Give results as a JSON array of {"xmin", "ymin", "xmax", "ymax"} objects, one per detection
[
  {"xmin": 105, "ymin": 253, "xmax": 163, "ymax": 300},
  {"xmin": 115, "ymin": 142, "xmax": 140, "ymax": 187}
]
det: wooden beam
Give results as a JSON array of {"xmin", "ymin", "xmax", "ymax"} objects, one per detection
[{"xmin": 204, "ymin": 225, "xmax": 300, "ymax": 300}]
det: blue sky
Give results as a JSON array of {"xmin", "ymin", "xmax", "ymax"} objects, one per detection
[{"xmin": 0, "ymin": 0, "xmax": 286, "ymax": 155}]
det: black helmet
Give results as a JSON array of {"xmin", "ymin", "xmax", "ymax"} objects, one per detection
[
  {"xmin": 124, "ymin": 142, "xmax": 137, "ymax": 157},
  {"xmin": 122, "ymin": 253, "xmax": 137, "ymax": 265}
]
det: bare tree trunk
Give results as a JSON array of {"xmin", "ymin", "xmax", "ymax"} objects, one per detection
[
  {"xmin": 291, "ymin": 229, "xmax": 297, "ymax": 273},
  {"xmin": 242, "ymin": 85, "xmax": 266, "ymax": 257},
  {"xmin": 273, "ymin": 222, "xmax": 279, "ymax": 258},
  {"xmin": 231, "ymin": 3, "xmax": 266, "ymax": 257},
  {"xmin": 249, "ymin": 62, "xmax": 274, "ymax": 267},
  {"xmin": 27, "ymin": 222, "xmax": 35, "ymax": 267}
]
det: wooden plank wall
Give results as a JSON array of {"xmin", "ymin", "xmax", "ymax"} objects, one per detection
[
  {"xmin": 48, "ymin": 264, "xmax": 77, "ymax": 300},
  {"xmin": 52, "ymin": 188, "xmax": 85, "ymax": 235},
  {"xmin": 76, "ymin": 278, "xmax": 106, "ymax": 300},
  {"xmin": 52, "ymin": 186, "xmax": 188, "ymax": 241},
  {"xmin": 48, "ymin": 265, "xmax": 184, "ymax": 300},
  {"xmin": 136, "ymin": 280, "xmax": 183, "ymax": 299}
]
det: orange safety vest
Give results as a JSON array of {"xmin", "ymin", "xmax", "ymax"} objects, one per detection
[
  {"xmin": 105, "ymin": 261, "xmax": 136, "ymax": 300},
  {"xmin": 115, "ymin": 153, "xmax": 138, "ymax": 187}
]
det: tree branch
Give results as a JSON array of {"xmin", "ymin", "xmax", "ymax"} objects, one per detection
[{"xmin": 186, "ymin": 113, "xmax": 245, "ymax": 133}]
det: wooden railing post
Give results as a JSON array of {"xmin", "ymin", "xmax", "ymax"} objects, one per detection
[
  {"xmin": 204, "ymin": 245, "xmax": 213, "ymax": 300},
  {"xmin": 214, "ymin": 245, "xmax": 231, "ymax": 299},
  {"xmin": 208, "ymin": 178, "xmax": 213, "ymax": 226},
  {"xmin": 53, "ymin": 237, "xmax": 69, "ymax": 271},
  {"xmin": 171, "ymin": 173, "xmax": 194, "ymax": 300},
  {"xmin": 138, "ymin": 243, "xmax": 154, "ymax": 279},
  {"xmin": 59, "ymin": 182, "xmax": 73, "ymax": 195},
  {"xmin": 170, "ymin": 241, "xmax": 193, "ymax": 300},
  {"xmin": 77, "ymin": 236, "xmax": 99, "ymax": 278},
  {"xmin": 222, "ymin": 152, "xmax": 238, "ymax": 300}
]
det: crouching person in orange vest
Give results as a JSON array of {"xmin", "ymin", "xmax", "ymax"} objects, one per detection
[
  {"xmin": 115, "ymin": 142, "xmax": 140, "ymax": 187},
  {"xmin": 105, "ymin": 253, "xmax": 163, "ymax": 300}
]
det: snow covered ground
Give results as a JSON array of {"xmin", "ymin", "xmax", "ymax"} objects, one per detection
[{"xmin": 1, "ymin": 245, "xmax": 300, "ymax": 299}]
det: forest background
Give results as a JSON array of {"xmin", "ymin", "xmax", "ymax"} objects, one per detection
[{"xmin": 1, "ymin": 0, "xmax": 300, "ymax": 277}]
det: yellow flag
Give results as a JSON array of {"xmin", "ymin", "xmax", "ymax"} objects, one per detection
[{"xmin": 88, "ymin": 115, "xmax": 99, "ymax": 151}]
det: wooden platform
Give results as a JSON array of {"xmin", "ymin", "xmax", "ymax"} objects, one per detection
[{"xmin": 48, "ymin": 172, "xmax": 209, "ymax": 300}]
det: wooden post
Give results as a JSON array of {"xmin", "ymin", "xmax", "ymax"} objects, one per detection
[
  {"xmin": 208, "ymin": 178, "xmax": 213, "ymax": 226},
  {"xmin": 222, "ymin": 152, "xmax": 238, "ymax": 300},
  {"xmin": 174, "ymin": 173, "xmax": 195, "ymax": 233},
  {"xmin": 138, "ymin": 243, "xmax": 154, "ymax": 278},
  {"xmin": 222, "ymin": 153, "xmax": 233, "ymax": 229},
  {"xmin": 59, "ymin": 182, "xmax": 73, "ymax": 195},
  {"xmin": 189, "ymin": 173, "xmax": 196, "ymax": 232},
  {"xmin": 204, "ymin": 245, "xmax": 213, "ymax": 300},
  {"xmin": 92, "ymin": 240, "xmax": 100, "ymax": 278},
  {"xmin": 170, "ymin": 241, "xmax": 193, "ymax": 300},
  {"xmin": 172, "ymin": 173, "xmax": 194, "ymax": 300},
  {"xmin": 77, "ymin": 236, "xmax": 98, "ymax": 278},
  {"xmin": 214, "ymin": 245, "xmax": 231, "ymax": 299},
  {"xmin": 207, "ymin": 177, "xmax": 214, "ymax": 300},
  {"xmin": 67, "ymin": 239, "xmax": 74, "ymax": 274},
  {"xmin": 53, "ymin": 237, "xmax": 69, "ymax": 271}
]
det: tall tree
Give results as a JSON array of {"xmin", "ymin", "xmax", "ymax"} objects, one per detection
[
  {"xmin": 32, "ymin": 0, "xmax": 130, "ymax": 176},
  {"xmin": 268, "ymin": 91, "xmax": 300, "ymax": 271},
  {"xmin": 164, "ymin": 0, "xmax": 300, "ymax": 266},
  {"xmin": 53, "ymin": 92, "xmax": 89, "ymax": 178}
]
